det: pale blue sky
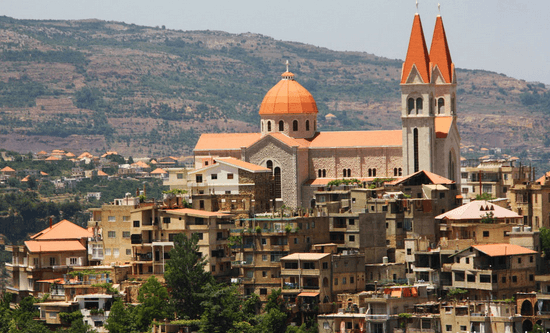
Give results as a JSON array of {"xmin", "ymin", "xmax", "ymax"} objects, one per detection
[{"xmin": 3, "ymin": 0, "xmax": 550, "ymax": 84}]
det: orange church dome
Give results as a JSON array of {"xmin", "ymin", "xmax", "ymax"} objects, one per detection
[{"xmin": 259, "ymin": 72, "xmax": 318, "ymax": 115}]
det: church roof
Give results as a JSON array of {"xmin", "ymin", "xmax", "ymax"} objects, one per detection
[
  {"xmin": 215, "ymin": 157, "xmax": 270, "ymax": 172},
  {"xmin": 259, "ymin": 71, "xmax": 318, "ymax": 115},
  {"xmin": 401, "ymin": 14, "xmax": 430, "ymax": 84},
  {"xmin": 387, "ymin": 170, "xmax": 454, "ymax": 186},
  {"xmin": 435, "ymin": 116, "xmax": 453, "ymax": 138},
  {"xmin": 194, "ymin": 133, "xmax": 262, "ymax": 151},
  {"xmin": 194, "ymin": 130, "xmax": 402, "ymax": 152},
  {"xmin": 429, "ymin": 16, "xmax": 454, "ymax": 83}
]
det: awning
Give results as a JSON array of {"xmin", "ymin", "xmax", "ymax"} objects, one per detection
[{"xmin": 297, "ymin": 292, "xmax": 319, "ymax": 297}]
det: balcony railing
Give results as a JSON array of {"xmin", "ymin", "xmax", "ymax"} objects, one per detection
[{"xmin": 365, "ymin": 314, "xmax": 389, "ymax": 320}]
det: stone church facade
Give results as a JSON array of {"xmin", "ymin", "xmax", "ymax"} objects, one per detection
[{"xmin": 194, "ymin": 13, "xmax": 460, "ymax": 209}]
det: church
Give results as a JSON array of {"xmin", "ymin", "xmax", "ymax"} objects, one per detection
[{"xmin": 193, "ymin": 12, "xmax": 460, "ymax": 209}]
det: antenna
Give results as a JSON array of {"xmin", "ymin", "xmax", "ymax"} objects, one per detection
[
  {"xmin": 285, "ymin": 60, "xmax": 289, "ymax": 73},
  {"xmin": 416, "ymin": 0, "xmax": 419, "ymax": 13},
  {"xmin": 438, "ymin": 3, "xmax": 441, "ymax": 15}
]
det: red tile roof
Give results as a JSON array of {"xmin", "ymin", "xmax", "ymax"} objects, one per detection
[
  {"xmin": 259, "ymin": 72, "xmax": 318, "ymax": 115},
  {"xmin": 25, "ymin": 240, "xmax": 86, "ymax": 253},
  {"xmin": 386, "ymin": 170, "xmax": 454, "ymax": 186},
  {"xmin": 429, "ymin": 16, "xmax": 454, "ymax": 83},
  {"xmin": 1, "ymin": 166, "xmax": 15, "ymax": 172},
  {"xmin": 401, "ymin": 14, "xmax": 430, "ymax": 84},
  {"xmin": 536, "ymin": 171, "xmax": 550, "ymax": 185},
  {"xmin": 435, "ymin": 200, "xmax": 521, "ymax": 220},
  {"xmin": 473, "ymin": 244, "xmax": 537, "ymax": 257},
  {"xmin": 435, "ymin": 116, "xmax": 453, "ymax": 138},
  {"xmin": 150, "ymin": 168, "xmax": 167, "ymax": 174},
  {"xmin": 194, "ymin": 133, "xmax": 262, "ymax": 151},
  {"xmin": 31, "ymin": 220, "xmax": 93, "ymax": 240}
]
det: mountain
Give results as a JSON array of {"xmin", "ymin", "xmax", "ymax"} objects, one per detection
[{"xmin": 0, "ymin": 16, "xmax": 548, "ymax": 164}]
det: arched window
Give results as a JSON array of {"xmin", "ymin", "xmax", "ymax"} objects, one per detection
[
  {"xmin": 448, "ymin": 150, "xmax": 456, "ymax": 181},
  {"xmin": 407, "ymin": 98, "xmax": 414, "ymax": 114},
  {"xmin": 394, "ymin": 168, "xmax": 398, "ymax": 177},
  {"xmin": 368, "ymin": 169, "xmax": 372, "ymax": 177},
  {"xmin": 347, "ymin": 169, "xmax": 351, "ymax": 177},
  {"xmin": 413, "ymin": 128, "xmax": 419, "ymax": 172},
  {"xmin": 267, "ymin": 121, "xmax": 272, "ymax": 132},
  {"xmin": 322, "ymin": 169, "xmax": 326, "ymax": 177},
  {"xmin": 318, "ymin": 169, "xmax": 322, "ymax": 178},
  {"xmin": 372, "ymin": 169, "xmax": 376, "ymax": 177},
  {"xmin": 398, "ymin": 168, "xmax": 402, "ymax": 176},
  {"xmin": 261, "ymin": 121, "xmax": 264, "ymax": 132},
  {"xmin": 306, "ymin": 120, "xmax": 310, "ymax": 131},
  {"xmin": 343, "ymin": 169, "xmax": 347, "ymax": 177},
  {"xmin": 266, "ymin": 160, "xmax": 273, "ymax": 170},
  {"xmin": 278, "ymin": 120, "xmax": 284, "ymax": 131},
  {"xmin": 438, "ymin": 98, "xmax": 445, "ymax": 114},
  {"xmin": 429, "ymin": 96, "xmax": 434, "ymax": 114},
  {"xmin": 416, "ymin": 98, "xmax": 423, "ymax": 113},
  {"xmin": 274, "ymin": 167, "xmax": 282, "ymax": 198},
  {"xmin": 293, "ymin": 120, "xmax": 298, "ymax": 131}
]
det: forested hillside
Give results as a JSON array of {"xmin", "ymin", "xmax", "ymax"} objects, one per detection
[{"xmin": 0, "ymin": 16, "xmax": 547, "ymax": 163}]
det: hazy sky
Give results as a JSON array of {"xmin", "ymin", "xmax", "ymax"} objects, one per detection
[{"xmin": 3, "ymin": 0, "xmax": 550, "ymax": 84}]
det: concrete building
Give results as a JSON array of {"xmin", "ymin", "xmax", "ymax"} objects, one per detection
[{"xmin": 508, "ymin": 171, "xmax": 550, "ymax": 231}]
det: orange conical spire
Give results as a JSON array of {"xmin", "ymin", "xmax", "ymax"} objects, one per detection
[
  {"xmin": 429, "ymin": 15, "xmax": 453, "ymax": 83},
  {"xmin": 401, "ymin": 14, "xmax": 430, "ymax": 84}
]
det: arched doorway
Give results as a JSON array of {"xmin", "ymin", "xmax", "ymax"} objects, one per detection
[
  {"xmin": 522, "ymin": 319, "xmax": 533, "ymax": 332},
  {"xmin": 521, "ymin": 300, "xmax": 533, "ymax": 316}
]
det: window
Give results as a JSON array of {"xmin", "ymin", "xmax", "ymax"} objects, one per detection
[
  {"xmin": 108, "ymin": 231, "xmax": 116, "ymax": 238},
  {"xmin": 480, "ymin": 275, "xmax": 491, "ymax": 283},
  {"xmin": 318, "ymin": 169, "xmax": 322, "ymax": 177},
  {"xmin": 323, "ymin": 262, "xmax": 328, "ymax": 269},
  {"xmin": 196, "ymin": 174, "xmax": 203, "ymax": 183},
  {"xmin": 133, "ymin": 220, "xmax": 140, "ymax": 227},
  {"xmin": 334, "ymin": 278, "xmax": 338, "ymax": 285},
  {"xmin": 416, "ymin": 97, "xmax": 423, "ymax": 113},
  {"xmin": 349, "ymin": 235, "xmax": 355, "ymax": 242},
  {"xmin": 294, "ymin": 238, "xmax": 298, "ymax": 244},
  {"xmin": 467, "ymin": 274, "xmax": 475, "ymax": 282},
  {"xmin": 407, "ymin": 248, "xmax": 412, "ymax": 255},
  {"xmin": 413, "ymin": 128, "xmax": 419, "ymax": 172},
  {"xmin": 211, "ymin": 173, "xmax": 217, "ymax": 180},
  {"xmin": 530, "ymin": 256, "xmax": 534, "ymax": 263},
  {"xmin": 446, "ymin": 325, "xmax": 452, "ymax": 332},
  {"xmin": 108, "ymin": 216, "xmax": 116, "ymax": 222},
  {"xmin": 279, "ymin": 120, "xmax": 284, "ymax": 131},
  {"xmin": 262, "ymin": 255, "xmax": 268, "ymax": 261},
  {"xmin": 123, "ymin": 231, "xmax": 130, "ymax": 238},
  {"xmin": 69, "ymin": 257, "xmax": 78, "ymax": 265},
  {"xmin": 306, "ymin": 120, "xmax": 310, "ymax": 131},
  {"xmin": 199, "ymin": 200, "xmax": 205, "ymax": 209},
  {"xmin": 348, "ymin": 219, "xmax": 355, "ymax": 225},
  {"xmin": 293, "ymin": 120, "xmax": 298, "ymax": 131},
  {"xmin": 126, "ymin": 249, "xmax": 132, "ymax": 255},
  {"xmin": 342, "ymin": 277, "xmax": 347, "ymax": 285},
  {"xmin": 408, "ymin": 98, "xmax": 414, "ymax": 114},
  {"xmin": 105, "ymin": 248, "xmax": 111, "ymax": 256},
  {"xmin": 194, "ymin": 233, "xmax": 203, "ymax": 240},
  {"xmin": 512, "ymin": 276, "xmax": 517, "ymax": 283},
  {"xmin": 260, "ymin": 288, "xmax": 267, "ymax": 295},
  {"xmin": 350, "ymin": 276, "xmax": 354, "ymax": 284},
  {"xmin": 267, "ymin": 121, "xmax": 272, "ymax": 132},
  {"xmin": 518, "ymin": 258, "xmax": 522, "ymax": 264},
  {"xmin": 261, "ymin": 238, "xmax": 267, "ymax": 245},
  {"xmin": 439, "ymin": 192, "xmax": 445, "ymax": 199},
  {"xmin": 262, "ymin": 271, "xmax": 267, "ymax": 277},
  {"xmin": 483, "ymin": 231, "xmax": 489, "ymax": 237},
  {"xmin": 394, "ymin": 168, "xmax": 398, "ymax": 176},
  {"xmin": 123, "ymin": 216, "xmax": 129, "ymax": 222},
  {"xmin": 466, "ymin": 258, "xmax": 470, "ymax": 264},
  {"xmin": 438, "ymin": 98, "xmax": 445, "ymax": 114},
  {"xmin": 322, "ymin": 169, "xmax": 326, "ymax": 177},
  {"xmin": 177, "ymin": 173, "xmax": 184, "ymax": 179},
  {"xmin": 113, "ymin": 248, "xmax": 119, "ymax": 258},
  {"xmin": 502, "ymin": 276, "xmax": 506, "ymax": 283},
  {"xmin": 530, "ymin": 274, "xmax": 534, "ymax": 281},
  {"xmin": 460, "ymin": 326, "xmax": 467, "ymax": 332},
  {"xmin": 227, "ymin": 173, "xmax": 234, "ymax": 179},
  {"xmin": 372, "ymin": 168, "xmax": 376, "ymax": 177}
]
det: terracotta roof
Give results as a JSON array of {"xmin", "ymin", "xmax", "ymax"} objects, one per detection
[
  {"xmin": 78, "ymin": 152, "xmax": 93, "ymax": 159},
  {"xmin": 401, "ymin": 14, "xmax": 430, "ymax": 84},
  {"xmin": 435, "ymin": 200, "xmax": 521, "ymax": 220},
  {"xmin": 472, "ymin": 244, "xmax": 537, "ymax": 257},
  {"xmin": 97, "ymin": 170, "xmax": 108, "ymax": 176},
  {"xmin": 65, "ymin": 152, "xmax": 75, "ymax": 157},
  {"xmin": 194, "ymin": 133, "xmax": 262, "ymax": 151},
  {"xmin": 40, "ymin": 171, "xmax": 48, "ymax": 176},
  {"xmin": 52, "ymin": 149, "xmax": 65, "ymax": 153},
  {"xmin": 297, "ymin": 292, "xmax": 319, "ymax": 297},
  {"xmin": 150, "ymin": 168, "xmax": 167, "ymax": 174},
  {"xmin": 281, "ymin": 253, "xmax": 331, "ymax": 260},
  {"xmin": 386, "ymin": 170, "xmax": 454, "ymax": 186},
  {"xmin": 480, "ymin": 148, "xmax": 489, "ymax": 151},
  {"xmin": 435, "ymin": 116, "xmax": 453, "ymax": 138},
  {"xmin": 259, "ymin": 72, "xmax": 318, "ymax": 115},
  {"xmin": 45, "ymin": 156, "xmax": 60, "ymax": 161},
  {"xmin": 21, "ymin": 175, "xmax": 30, "ymax": 182},
  {"xmin": 31, "ymin": 219, "xmax": 93, "ymax": 240},
  {"xmin": 37, "ymin": 150, "xmax": 48, "ymax": 155},
  {"xmin": 309, "ymin": 130, "xmax": 402, "ymax": 148},
  {"xmin": 195, "ymin": 130, "xmax": 402, "ymax": 152},
  {"xmin": 325, "ymin": 113, "xmax": 336, "ymax": 118},
  {"xmin": 1, "ymin": 166, "xmax": 15, "ymax": 172},
  {"xmin": 25, "ymin": 240, "xmax": 86, "ymax": 253},
  {"xmin": 429, "ymin": 15, "xmax": 454, "ymax": 83},
  {"xmin": 536, "ymin": 171, "xmax": 550, "ymax": 185},
  {"xmin": 131, "ymin": 161, "xmax": 150, "ymax": 168},
  {"xmin": 165, "ymin": 208, "xmax": 234, "ymax": 218},
  {"xmin": 305, "ymin": 177, "xmax": 373, "ymax": 186},
  {"xmin": 215, "ymin": 157, "xmax": 270, "ymax": 172}
]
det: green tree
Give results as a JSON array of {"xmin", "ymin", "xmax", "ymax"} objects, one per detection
[
  {"xmin": 165, "ymin": 233, "xmax": 214, "ymax": 319},
  {"xmin": 540, "ymin": 227, "xmax": 550, "ymax": 257},
  {"xmin": 105, "ymin": 299, "xmax": 136, "ymax": 333},
  {"xmin": 135, "ymin": 276, "xmax": 173, "ymax": 330},
  {"xmin": 199, "ymin": 284, "xmax": 243, "ymax": 333},
  {"xmin": 255, "ymin": 289, "xmax": 288, "ymax": 333},
  {"xmin": 475, "ymin": 192, "xmax": 494, "ymax": 201}
]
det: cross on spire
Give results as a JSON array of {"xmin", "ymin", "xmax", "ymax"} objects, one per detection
[{"xmin": 285, "ymin": 60, "xmax": 289, "ymax": 73}]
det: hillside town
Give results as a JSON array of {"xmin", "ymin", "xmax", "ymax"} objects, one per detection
[{"xmin": 2, "ymin": 10, "xmax": 550, "ymax": 333}]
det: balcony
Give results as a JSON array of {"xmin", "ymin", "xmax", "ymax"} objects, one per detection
[
  {"xmin": 365, "ymin": 314, "xmax": 390, "ymax": 321},
  {"xmin": 231, "ymin": 260, "xmax": 253, "ymax": 267},
  {"xmin": 281, "ymin": 269, "xmax": 320, "ymax": 276}
]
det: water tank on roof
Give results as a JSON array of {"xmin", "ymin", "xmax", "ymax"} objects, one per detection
[
  {"xmin": 383, "ymin": 256, "xmax": 389, "ymax": 264},
  {"xmin": 512, "ymin": 227, "xmax": 521, "ymax": 232},
  {"xmin": 525, "ymin": 226, "xmax": 532, "ymax": 232}
]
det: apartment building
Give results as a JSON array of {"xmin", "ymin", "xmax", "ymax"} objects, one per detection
[
  {"xmin": 460, "ymin": 159, "xmax": 533, "ymax": 202},
  {"xmin": 6, "ymin": 220, "xmax": 92, "ymax": 302},
  {"xmin": 439, "ymin": 300, "xmax": 520, "ymax": 333},
  {"xmin": 508, "ymin": 171, "xmax": 550, "ymax": 231},
  {"xmin": 230, "ymin": 215, "xmax": 330, "ymax": 301},
  {"xmin": 448, "ymin": 244, "xmax": 537, "ymax": 300}
]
